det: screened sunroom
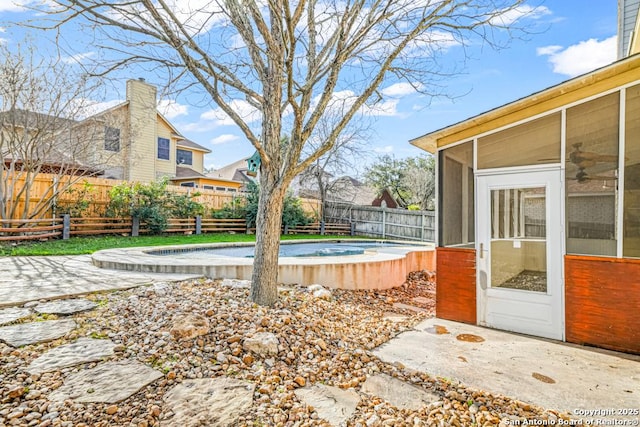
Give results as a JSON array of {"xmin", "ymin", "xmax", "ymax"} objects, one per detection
[{"xmin": 411, "ymin": 53, "xmax": 640, "ymax": 354}]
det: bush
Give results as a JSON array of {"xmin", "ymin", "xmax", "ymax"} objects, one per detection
[
  {"xmin": 54, "ymin": 181, "xmax": 95, "ymax": 217},
  {"xmin": 106, "ymin": 178, "xmax": 204, "ymax": 234},
  {"xmin": 211, "ymin": 196, "xmax": 246, "ymax": 219},
  {"xmin": 212, "ymin": 181, "xmax": 313, "ymax": 228}
]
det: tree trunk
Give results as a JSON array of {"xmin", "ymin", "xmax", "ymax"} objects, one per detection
[{"xmin": 250, "ymin": 172, "xmax": 286, "ymax": 306}]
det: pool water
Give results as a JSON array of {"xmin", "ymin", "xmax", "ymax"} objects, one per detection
[{"xmin": 154, "ymin": 241, "xmax": 405, "ymax": 258}]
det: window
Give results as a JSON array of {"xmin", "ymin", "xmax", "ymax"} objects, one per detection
[
  {"xmin": 157, "ymin": 137, "xmax": 170, "ymax": 160},
  {"xmin": 180, "ymin": 182, "xmax": 195, "ymax": 187},
  {"xmin": 624, "ymin": 84, "xmax": 640, "ymax": 258},
  {"xmin": 439, "ymin": 141, "xmax": 474, "ymax": 247},
  {"xmin": 565, "ymin": 92, "xmax": 619, "ymax": 257},
  {"xmin": 203, "ymin": 185, "xmax": 215, "ymax": 190},
  {"xmin": 176, "ymin": 149, "xmax": 193, "ymax": 165},
  {"xmin": 104, "ymin": 127, "xmax": 120, "ymax": 152}
]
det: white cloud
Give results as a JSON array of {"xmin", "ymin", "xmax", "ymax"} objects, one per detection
[
  {"xmin": 201, "ymin": 99, "xmax": 262, "ymax": 126},
  {"xmin": 490, "ymin": 5, "xmax": 551, "ymax": 26},
  {"xmin": 210, "ymin": 134, "xmax": 239, "ymax": 145},
  {"xmin": 381, "ymin": 82, "xmax": 423, "ymax": 98},
  {"xmin": 158, "ymin": 99, "xmax": 188, "ymax": 119},
  {"xmin": 537, "ymin": 36, "xmax": 617, "ymax": 77},
  {"xmin": 61, "ymin": 51, "xmax": 96, "ymax": 64},
  {"xmin": 0, "ymin": 0, "xmax": 29, "ymax": 12},
  {"xmin": 374, "ymin": 145, "xmax": 394, "ymax": 154},
  {"xmin": 536, "ymin": 45, "xmax": 562, "ymax": 56}
]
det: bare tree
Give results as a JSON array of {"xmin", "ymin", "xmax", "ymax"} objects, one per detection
[
  {"xmin": 296, "ymin": 108, "xmax": 371, "ymax": 209},
  {"xmin": 37, "ymin": 0, "xmax": 534, "ymax": 305},
  {"xmin": 0, "ymin": 40, "xmax": 114, "ymax": 221}
]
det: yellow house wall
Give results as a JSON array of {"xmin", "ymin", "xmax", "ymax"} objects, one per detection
[
  {"xmin": 127, "ymin": 79, "xmax": 157, "ymax": 183},
  {"xmin": 191, "ymin": 151, "xmax": 205, "ymax": 174},
  {"xmin": 155, "ymin": 119, "xmax": 176, "ymax": 178}
]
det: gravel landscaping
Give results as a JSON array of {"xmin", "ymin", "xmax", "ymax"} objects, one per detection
[{"xmin": 0, "ymin": 271, "xmax": 572, "ymax": 426}]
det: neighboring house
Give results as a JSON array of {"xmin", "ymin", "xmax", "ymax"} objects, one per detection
[
  {"xmin": 410, "ymin": 8, "xmax": 640, "ymax": 355},
  {"xmin": 0, "ymin": 78, "xmax": 248, "ymax": 193},
  {"xmin": 619, "ymin": 0, "xmax": 640, "ymax": 58},
  {"xmin": 207, "ymin": 158, "xmax": 257, "ymax": 191},
  {"xmin": 371, "ymin": 188, "xmax": 400, "ymax": 208},
  {"xmin": 85, "ymin": 78, "xmax": 212, "ymax": 184},
  {"xmin": 0, "ymin": 109, "xmax": 102, "ymax": 176}
]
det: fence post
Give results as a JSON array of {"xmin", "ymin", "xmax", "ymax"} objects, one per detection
[
  {"xmin": 320, "ymin": 221, "xmax": 325, "ymax": 235},
  {"xmin": 421, "ymin": 214, "xmax": 425, "ymax": 242},
  {"xmin": 350, "ymin": 221, "xmax": 355, "ymax": 236},
  {"xmin": 195, "ymin": 215, "xmax": 202, "ymax": 235},
  {"xmin": 382, "ymin": 209, "xmax": 386, "ymax": 238},
  {"xmin": 62, "ymin": 214, "xmax": 70, "ymax": 240},
  {"xmin": 132, "ymin": 217, "xmax": 140, "ymax": 237},
  {"xmin": 284, "ymin": 224, "xmax": 289, "ymax": 235}
]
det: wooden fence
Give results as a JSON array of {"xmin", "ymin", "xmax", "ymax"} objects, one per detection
[
  {"xmin": 323, "ymin": 201, "xmax": 435, "ymax": 242},
  {"xmin": 0, "ymin": 216, "xmax": 352, "ymax": 243},
  {"xmin": 3, "ymin": 173, "xmax": 321, "ymax": 220}
]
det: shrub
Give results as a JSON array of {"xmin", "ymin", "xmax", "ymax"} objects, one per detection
[
  {"xmin": 106, "ymin": 178, "xmax": 204, "ymax": 234},
  {"xmin": 212, "ymin": 181, "xmax": 313, "ymax": 228}
]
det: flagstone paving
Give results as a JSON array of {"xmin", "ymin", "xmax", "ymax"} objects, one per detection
[
  {"xmin": 0, "ymin": 319, "xmax": 76, "ymax": 347},
  {"xmin": 294, "ymin": 384, "xmax": 360, "ymax": 426},
  {"xmin": 361, "ymin": 373, "xmax": 440, "ymax": 411},
  {"xmin": 26, "ymin": 337, "xmax": 116, "ymax": 375},
  {"xmin": 49, "ymin": 360, "xmax": 163, "ymax": 403},
  {"xmin": 33, "ymin": 298, "xmax": 97, "ymax": 315},
  {"xmin": 0, "ymin": 307, "xmax": 32, "ymax": 326},
  {"xmin": 162, "ymin": 377, "xmax": 255, "ymax": 427}
]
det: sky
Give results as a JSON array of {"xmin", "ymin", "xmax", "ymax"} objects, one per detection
[{"xmin": 0, "ymin": 0, "xmax": 620, "ymax": 173}]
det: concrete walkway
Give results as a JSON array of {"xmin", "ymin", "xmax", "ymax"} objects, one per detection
[
  {"xmin": 0, "ymin": 255, "xmax": 199, "ymax": 307},
  {"xmin": 374, "ymin": 318, "xmax": 640, "ymax": 416}
]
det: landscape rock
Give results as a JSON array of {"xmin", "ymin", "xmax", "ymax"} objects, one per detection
[
  {"xmin": 48, "ymin": 360, "xmax": 163, "ymax": 403},
  {"xmin": 243, "ymin": 332, "xmax": 279, "ymax": 356},
  {"xmin": 162, "ymin": 377, "xmax": 255, "ymax": 427},
  {"xmin": 0, "ymin": 307, "xmax": 32, "ymax": 326},
  {"xmin": 361, "ymin": 373, "xmax": 440, "ymax": 410},
  {"xmin": 169, "ymin": 314, "xmax": 210, "ymax": 341},
  {"xmin": 308, "ymin": 284, "xmax": 332, "ymax": 300},
  {"xmin": 26, "ymin": 338, "xmax": 116, "ymax": 374},
  {"xmin": 34, "ymin": 298, "xmax": 97, "ymax": 315},
  {"xmin": 150, "ymin": 282, "xmax": 172, "ymax": 295},
  {"xmin": 0, "ymin": 319, "xmax": 76, "ymax": 347},
  {"xmin": 294, "ymin": 384, "xmax": 360, "ymax": 426},
  {"xmin": 220, "ymin": 278, "xmax": 251, "ymax": 289}
]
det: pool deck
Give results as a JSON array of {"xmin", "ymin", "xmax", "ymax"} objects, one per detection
[
  {"xmin": 91, "ymin": 239, "xmax": 436, "ymax": 290},
  {"xmin": 0, "ymin": 255, "xmax": 199, "ymax": 307}
]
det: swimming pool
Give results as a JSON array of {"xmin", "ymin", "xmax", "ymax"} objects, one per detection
[{"xmin": 92, "ymin": 239, "xmax": 436, "ymax": 290}]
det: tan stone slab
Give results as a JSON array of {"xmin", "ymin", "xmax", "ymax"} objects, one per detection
[
  {"xmin": 49, "ymin": 360, "xmax": 162, "ymax": 403},
  {"xmin": 0, "ymin": 319, "xmax": 76, "ymax": 347},
  {"xmin": 162, "ymin": 377, "xmax": 255, "ymax": 427}
]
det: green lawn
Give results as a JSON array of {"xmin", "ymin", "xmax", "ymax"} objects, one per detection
[{"xmin": 0, "ymin": 233, "xmax": 354, "ymax": 256}]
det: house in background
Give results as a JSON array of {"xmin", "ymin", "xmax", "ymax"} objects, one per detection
[
  {"xmin": 85, "ymin": 78, "xmax": 214, "ymax": 185},
  {"xmin": 207, "ymin": 158, "xmax": 256, "ymax": 191},
  {"xmin": 411, "ymin": 7, "xmax": 640, "ymax": 354},
  {"xmin": 619, "ymin": 0, "xmax": 640, "ymax": 58}
]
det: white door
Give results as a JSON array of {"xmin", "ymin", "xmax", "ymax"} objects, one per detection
[{"xmin": 477, "ymin": 169, "xmax": 564, "ymax": 340}]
